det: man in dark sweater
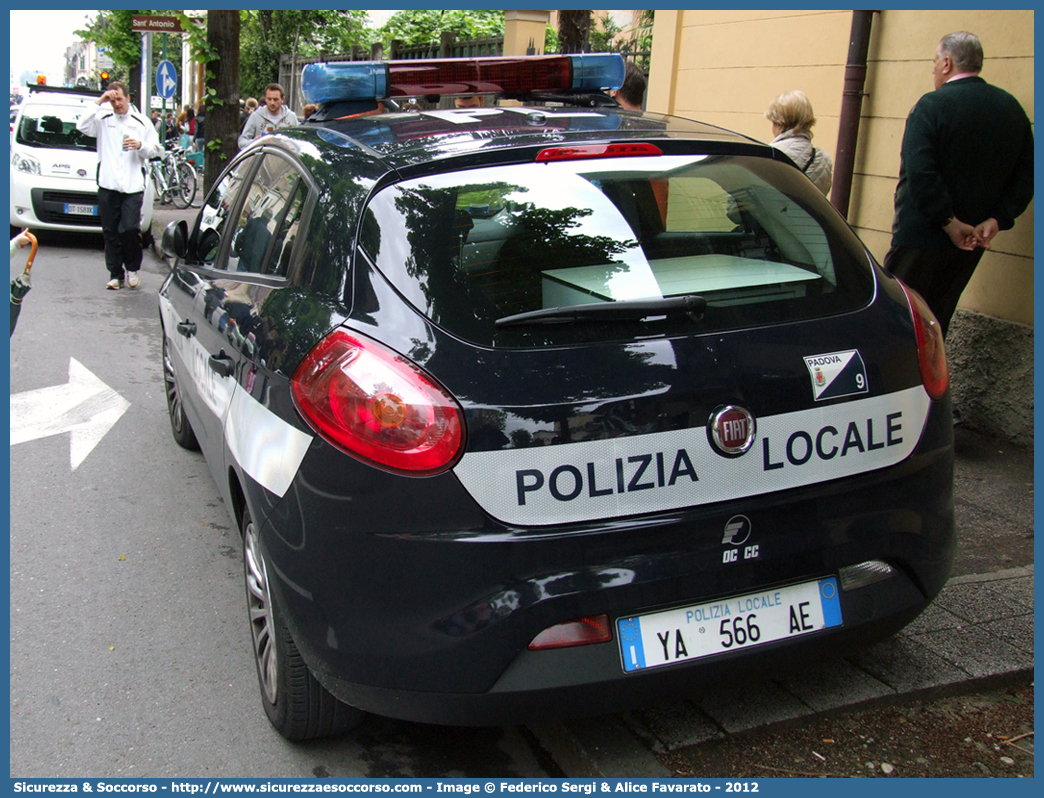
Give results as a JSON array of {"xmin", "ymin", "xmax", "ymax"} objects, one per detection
[{"xmin": 884, "ymin": 31, "xmax": 1033, "ymax": 337}]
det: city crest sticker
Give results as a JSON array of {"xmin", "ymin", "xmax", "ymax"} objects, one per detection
[{"xmin": 804, "ymin": 350, "xmax": 869, "ymax": 401}]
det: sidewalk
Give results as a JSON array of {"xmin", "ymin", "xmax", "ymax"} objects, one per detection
[{"xmin": 532, "ymin": 428, "xmax": 1034, "ymax": 777}]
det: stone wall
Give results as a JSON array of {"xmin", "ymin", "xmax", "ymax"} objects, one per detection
[{"xmin": 947, "ymin": 310, "xmax": 1034, "ymax": 449}]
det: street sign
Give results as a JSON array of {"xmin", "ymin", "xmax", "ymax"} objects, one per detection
[
  {"xmin": 156, "ymin": 60, "xmax": 177, "ymax": 100},
  {"xmin": 131, "ymin": 15, "xmax": 204, "ymax": 33},
  {"xmin": 132, "ymin": 15, "xmax": 186, "ymax": 34}
]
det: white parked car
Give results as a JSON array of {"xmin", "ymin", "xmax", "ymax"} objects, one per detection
[{"xmin": 10, "ymin": 84, "xmax": 153, "ymax": 238}]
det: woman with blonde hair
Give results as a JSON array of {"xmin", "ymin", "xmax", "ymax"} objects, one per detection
[{"xmin": 765, "ymin": 90, "xmax": 833, "ymax": 196}]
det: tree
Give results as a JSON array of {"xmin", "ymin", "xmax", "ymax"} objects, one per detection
[
  {"xmin": 239, "ymin": 10, "xmax": 369, "ymax": 101},
  {"xmin": 76, "ymin": 11, "xmax": 142, "ymax": 104},
  {"xmin": 556, "ymin": 10, "xmax": 593, "ymax": 54},
  {"xmin": 201, "ymin": 11, "xmax": 239, "ymax": 193},
  {"xmin": 377, "ymin": 10, "xmax": 504, "ymax": 48}
]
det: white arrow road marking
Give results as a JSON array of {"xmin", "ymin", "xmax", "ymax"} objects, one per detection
[{"xmin": 10, "ymin": 358, "xmax": 130, "ymax": 470}]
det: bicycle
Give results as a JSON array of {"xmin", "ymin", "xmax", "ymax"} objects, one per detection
[{"xmin": 149, "ymin": 143, "xmax": 198, "ymax": 209}]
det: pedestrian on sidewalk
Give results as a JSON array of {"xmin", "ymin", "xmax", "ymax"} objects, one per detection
[
  {"xmin": 238, "ymin": 84, "xmax": 298, "ymax": 149},
  {"xmin": 76, "ymin": 82, "xmax": 161, "ymax": 290},
  {"xmin": 884, "ymin": 31, "xmax": 1034, "ymax": 337},
  {"xmin": 765, "ymin": 90, "xmax": 833, "ymax": 196}
]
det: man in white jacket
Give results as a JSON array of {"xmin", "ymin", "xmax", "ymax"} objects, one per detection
[
  {"xmin": 238, "ymin": 83, "xmax": 299, "ymax": 149},
  {"xmin": 76, "ymin": 82, "xmax": 161, "ymax": 290}
]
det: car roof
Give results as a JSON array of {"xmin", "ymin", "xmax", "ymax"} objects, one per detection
[
  {"xmin": 280, "ymin": 104, "xmax": 775, "ymax": 173},
  {"xmin": 23, "ymin": 84, "xmax": 100, "ymax": 104}
]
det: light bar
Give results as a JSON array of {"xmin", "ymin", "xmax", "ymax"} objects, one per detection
[
  {"xmin": 302, "ymin": 62, "xmax": 388, "ymax": 105},
  {"xmin": 301, "ymin": 54, "xmax": 625, "ymax": 105}
]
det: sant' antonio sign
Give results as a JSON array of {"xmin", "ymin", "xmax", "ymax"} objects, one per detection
[{"xmin": 131, "ymin": 15, "xmax": 202, "ymax": 34}]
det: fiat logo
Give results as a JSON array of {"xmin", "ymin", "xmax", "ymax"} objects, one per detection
[{"xmin": 709, "ymin": 405, "xmax": 756, "ymax": 456}]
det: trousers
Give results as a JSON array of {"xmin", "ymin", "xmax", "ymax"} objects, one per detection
[
  {"xmin": 883, "ymin": 244, "xmax": 985, "ymax": 338},
  {"xmin": 98, "ymin": 187, "xmax": 144, "ymax": 280}
]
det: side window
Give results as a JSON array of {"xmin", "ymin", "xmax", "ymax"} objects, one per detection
[
  {"xmin": 227, "ymin": 153, "xmax": 307, "ymax": 276},
  {"xmin": 192, "ymin": 155, "xmax": 257, "ymax": 266}
]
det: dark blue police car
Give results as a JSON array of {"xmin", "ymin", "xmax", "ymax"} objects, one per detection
[{"xmin": 159, "ymin": 54, "xmax": 954, "ymax": 740}]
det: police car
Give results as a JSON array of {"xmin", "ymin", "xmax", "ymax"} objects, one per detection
[
  {"xmin": 158, "ymin": 55, "xmax": 954, "ymax": 741},
  {"xmin": 10, "ymin": 83, "xmax": 154, "ymax": 236}
]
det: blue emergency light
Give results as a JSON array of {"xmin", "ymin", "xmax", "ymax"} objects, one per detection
[{"xmin": 301, "ymin": 54, "xmax": 625, "ymax": 105}]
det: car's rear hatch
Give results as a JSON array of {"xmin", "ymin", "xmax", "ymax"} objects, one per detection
[{"xmin": 350, "ymin": 142, "xmax": 932, "ymax": 528}]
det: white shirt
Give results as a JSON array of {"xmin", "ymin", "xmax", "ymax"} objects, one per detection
[{"xmin": 76, "ymin": 103, "xmax": 161, "ymax": 194}]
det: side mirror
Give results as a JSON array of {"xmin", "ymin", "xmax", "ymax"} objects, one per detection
[
  {"xmin": 161, "ymin": 219, "xmax": 188, "ymax": 260},
  {"xmin": 199, "ymin": 228, "xmax": 221, "ymax": 265}
]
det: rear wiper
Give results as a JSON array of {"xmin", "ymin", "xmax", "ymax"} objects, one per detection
[{"xmin": 495, "ymin": 294, "xmax": 706, "ymax": 328}]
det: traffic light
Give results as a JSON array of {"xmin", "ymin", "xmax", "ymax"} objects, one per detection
[
  {"xmin": 35, "ymin": 75, "xmax": 46, "ymax": 85},
  {"xmin": 100, "ymin": 71, "xmax": 110, "ymax": 90}
]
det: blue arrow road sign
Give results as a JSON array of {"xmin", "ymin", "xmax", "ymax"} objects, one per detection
[{"xmin": 156, "ymin": 60, "xmax": 177, "ymax": 99}]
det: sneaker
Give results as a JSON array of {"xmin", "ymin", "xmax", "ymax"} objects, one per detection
[
  {"xmin": 126, "ymin": 271, "xmax": 140, "ymax": 288},
  {"xmin": 106, "ymin": 278, "xmax": 123, "ymax": 291}
]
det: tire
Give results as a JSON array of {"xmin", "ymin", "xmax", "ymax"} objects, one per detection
[
  {"xmin": 242, "ymin": 509, "xmax": 363, "ymax": 741},
  {"xmin": 173, "ymin": 163, "xmax": 197, "ymax": 209},
  {"xmin": 162, "ymin": 334, "xmax": 200, "ymax": 450}
]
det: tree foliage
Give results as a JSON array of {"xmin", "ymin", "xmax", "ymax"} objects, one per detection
[
  {"xmin": 239, "ymin": 10, "xmax": 369, "ymax": 100},
  {"xmin": 75, "ymin": 10, "xmax": 139, "ymax": 87},
  {"xmin": 377, "ymin": 10, "xmax": 504, "ymax": 48}
]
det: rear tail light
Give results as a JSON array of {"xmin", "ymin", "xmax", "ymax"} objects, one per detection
[
  {"xmin": 292, "ymin": 330, "xmax": 465, "ymax": 475},
  {"xmin": 535, "ymin": 142, "xmax": 663, "ymax": 162},
  {"xmin": 899, "ymin": 282, "xmax": 949, "ymax": 400},
  {"xmin": 528, "ymin": 615, "xmax": 613, "ymax": 650}
]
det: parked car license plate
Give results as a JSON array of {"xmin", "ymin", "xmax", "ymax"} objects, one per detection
[
  {"xmin": 617, "ymin": 577, "xmax": 842, "ymax": 672},
  {"xmin": 64, "ymin": 203, "xmax": 97, "ymax": 216}
]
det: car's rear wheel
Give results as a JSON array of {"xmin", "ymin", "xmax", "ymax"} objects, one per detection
[
  {"xmin": 162, "ymin": 335, "xmax": 199, "ymax": 450},
  {"xmin": 242, "ymin": 508, "xmax": 363, "ymax": 741}
]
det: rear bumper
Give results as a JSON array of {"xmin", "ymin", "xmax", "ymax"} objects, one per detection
[{"xmin": 317, "ymin": 576, "xmax": 928, "ymax": 726}]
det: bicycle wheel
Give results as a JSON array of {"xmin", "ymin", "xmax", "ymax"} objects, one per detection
[{"xmin": 173, "ymin": 163, "xmax": 198, "ymax": 209}]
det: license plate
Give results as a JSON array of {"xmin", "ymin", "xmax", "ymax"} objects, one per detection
[
  {"xmin": 64, "ymin": 203, "xmax": 97, "ymax": 216},
  {"xmin": 617, "ymin": 577, "xmax": 842, "ymax": 672}
]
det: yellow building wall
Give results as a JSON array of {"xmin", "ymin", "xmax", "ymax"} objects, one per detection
[{"xmin": 649, "ymin": 9, "xmax": 1034, "ymax": 326}]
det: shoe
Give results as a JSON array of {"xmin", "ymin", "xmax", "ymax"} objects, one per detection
[
  {"xmin": 126, "ymin": 271, "xmax": 140, "ymax": 288},
  {"xmin": 106, "ymin": 278, "xmax": 123, "ymax": 291}
]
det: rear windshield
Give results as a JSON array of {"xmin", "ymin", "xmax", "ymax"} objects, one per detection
[
  {"xmin": 15, "ymin": 102, "xmax": 96, "ymax": 151},
  {"xmin": 358, "ymin": 153, "xmax": 875, "ymax": 347}
]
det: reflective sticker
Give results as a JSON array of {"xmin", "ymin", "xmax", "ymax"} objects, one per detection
[
  {"xmin": 159, "ymin": 295, "xmax": 311, "ymax": 498},
  {"xmin": 453, "ymin": 387, "xmax": 930, "ymax": 527},
  {"xmin": 224, "ymin": 386, "xmax": 312, "ymax": 498},
  {"xmin": 804, "ymin": 350, "xmax": 869, "ymax": 401}
]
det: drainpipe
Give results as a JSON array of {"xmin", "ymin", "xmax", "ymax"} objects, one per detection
[{"xmin": 830, "ymin": 10, "xmax": 875, "ymax": 219}]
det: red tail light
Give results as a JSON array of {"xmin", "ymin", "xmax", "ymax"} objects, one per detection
[
  {"xmin": 528, "ymin": 615, "xmax": 613, "ymax": 650},
  {"xmin": 899, "ymin": 282, "xmax": 949, "ymax": 400},
  {"xmin": 292, "ymin": 330, "xmax": 465, "ymax": 475},
  {"xmin": 535, "ymin": 142, "xmax": 663, "ymax": 162}
]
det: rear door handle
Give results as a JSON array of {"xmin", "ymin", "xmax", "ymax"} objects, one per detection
[
  {"xmin": 208, "ymin": 351, "xmax": 235, "ymax": 378},
  {"xmin": 176, "ymin": 321, "xmax": 196, "ymax": 338}
]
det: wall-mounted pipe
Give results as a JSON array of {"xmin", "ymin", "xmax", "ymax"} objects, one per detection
[{"xmin": 831, "ymin": 10, "xmax": 875, "ymax": 219}]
